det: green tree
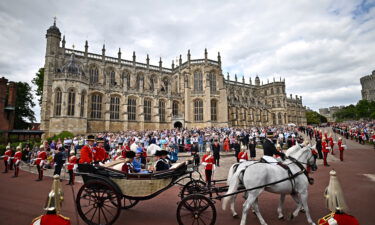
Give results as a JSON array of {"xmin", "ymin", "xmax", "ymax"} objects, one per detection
[
  {"xmin": 306, "ymin": 111, "xmax": 327, "ymax": 125},
  {"xmin": 32, "ymin": 68, "xmax": 44, "ymax": 106},
  {"xmin": 14, "ymin": 82, "xmax": 36, "ymax": 129}
]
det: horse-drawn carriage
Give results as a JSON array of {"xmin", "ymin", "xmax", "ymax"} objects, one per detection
[
  {"xmin": 76, "ymin": 144, "xmax": 318, "ymax": 225},
  {"xmin": 75, "ymin": 160, "xmax": 219, "ymax": 225}
]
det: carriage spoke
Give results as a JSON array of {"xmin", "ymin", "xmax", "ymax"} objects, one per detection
[
  {"xmin": 100, "ymin": 207, "xmax": 109, "ymax": 224},
  {"xmin": 90, "ymin": 206, "xmax": 98, "ymax": 222},
  {"xmin": 103, "ymin": 203, "xmax": 117, "ymax": 209},
  {"xmin": 83, "ymin": 206, "xmax": 96, "ymax": 216},
  {"xmin": 97, "ymin": 205, "xmax": 101, "ymax": 224},
  {"xmin": 102, "ymin": 204, "xmax": 115, "ymax": 217},
  {"xmin": 198, "ymin": 217, "xmax": 208, "ymax": 225}
]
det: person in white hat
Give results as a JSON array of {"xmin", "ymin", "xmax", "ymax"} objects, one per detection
[
  {"xmin": 66, "ymin": 151, "xmax": 77, "ymax": 185},
  {"xmin": 35, "ymin": 145, "xmax": 47, "ymax": 181},
  {"xmin": 2, "ymin": 143, "xmax": 12, "ymax": 173},
  {"xmin": 337, "ymin": 137, "xmax": 345, "ymax": 161},
  {"xmin": 317, "ymin": 170, "xmax": 359, "ymax": 225},
  {"xmin": 12, "ymin": 144, "xmax": 23, "ymax": 177},
  {"xmin": 202, "ymin": 148, "xmax": 214, "ymax": 186}
]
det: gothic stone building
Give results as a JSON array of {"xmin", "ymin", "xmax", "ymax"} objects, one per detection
[
  {"xmin": 360, "ymin": 70, "xmax": 375, "ymax": 102},
  {"xmin": 40, "ymin": 22, "xmax": 307, "ymax": 137}
]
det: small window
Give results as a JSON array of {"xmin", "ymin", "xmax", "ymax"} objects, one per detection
[
  {"xmin": 67, "ymin": 89, "xmax": 75, "ymax": 116},
  {"xmin": 110, "ymin": 96, "xmax": 120, "ymax": 120},
  {"xmin": 159, "ymin": 100, "xmax": 166, "ymax": 122},
  {"xmin": 211, "ymin": 99, "xmax": 217, "ymax": 121},
  {"xmin": 128, "ymin": 98, "xmax": 136, "ymax": 121},
  {"xmin": 144, "ymin": 99, "xmax": 152, "ymax": 121},
  {"xmin": 54, "ymin": 88, "xmax": 62, "ymax": 116},
  {"xmin": 194, "ymin": 99, "xmax": 203, "ymax": 121},
  {"xmin": 91, "ymin": 94, "xmax": 102, "ymax": 119}
]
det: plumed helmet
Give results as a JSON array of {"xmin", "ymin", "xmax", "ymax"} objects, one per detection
[
  {"xmin": 16, "ymin": 143, "xmax": 22, "ymax": 150},
  {"xmin": 6, "ymin": 143, "xmax": 11, "ymax": 149},
  {"xmin": 324, "ymin": 170, "xmax": 348, "ymax": 213},
  {"xmin": 70, "ymin": 150, "xmax": 75, "ymax": 155},
  {"xmin": 40, "ymin": 145, "xmax": 45, "ymax": 149},
  {"xmin": 44, "ymin": 175, "xmax": 64, "ymax": 213},
  {"xmin": 206, "ymin": 148, "xmax": 211, "ymax": 152},
  {"xmin": 241, "ymin": 145, "xmax": 247, "ymax": 150}
]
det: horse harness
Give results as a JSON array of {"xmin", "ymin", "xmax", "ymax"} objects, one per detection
[{"xmin": 233, "ymin": 157, "xmax": 313, "ymax": 196}]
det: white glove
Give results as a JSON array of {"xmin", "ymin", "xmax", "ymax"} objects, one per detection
[{"xmin": 202, "ymin": 162, "xmax": 207, "ymax": 166}]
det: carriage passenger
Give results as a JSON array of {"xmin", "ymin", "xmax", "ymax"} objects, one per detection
[
  {"xmin": 154, "ymin": 150, "xmax": 170, "ymax": 171},
  {"xmin": 132, "ymin": 149, "xmax": 146, "ymax": 172},
  {"xmin": 79, "ymin": 135, "xmax": 95, "ymax": 164},
  {"xmin": 121, "ymin": 151, "xmax": 136, "ymax": 174}
]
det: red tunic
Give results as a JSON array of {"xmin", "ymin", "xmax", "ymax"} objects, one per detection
[
  {"xmin": 338, "ymin": 140, "xmax": 344, "ymax": 151},
  {"xmin": 79, "ymin": 145, "xmax": 93, "ymax": 164},
  {"xmin": 329, "ymin": 137, "xmax": 334, "ymax": 148},
  {"xmin": 93, "ymin": 147, "xmax": 107, "ymax": 162},
  {"xmin": 238, "ymin": 152, "xmax": 249, "ymax": 161},
  {"xmin": 67, "ymin": 156, "xmax": 77, "ymax": 170},
  {"xmin": 318, "ymin": 212, "xmax": 359, "ymax": 225},
  {"xmin": 202, "ymin": 154, "xmax": 214, "ymax": 170},
  {"xmin": 3, "ymin": 150, "xmax": 12, "ymax": 161},
  {"xmin": 35, "ymin": 151, "xmax": 47, "ymax": 165},
  {"xmin": 13, "ymin": 151, "xmax": 22, "ymax": 163},
  {"xmin": 31, "ymin": 214, "xmax": 71, "ymax": 225},
  {"xmin": 322, "ymin": 141, "xmax": 329, "ymax": 153}
]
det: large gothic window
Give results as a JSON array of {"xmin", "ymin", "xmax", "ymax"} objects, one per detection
[
  {"xmin": 209, "ymin": 73, "xmax": 216, "ymax": 93},
  {"xmin": 91, "ymin": 94, "xmax": 102, "ymax": 119},
  {"xmin": 128, "ymin": 98, "xmax": 136, "ymax": 121},
  {"xmin": 54, "ymin": 88, "xmax": 62, "ymax": 116},
  {"xmin": 211, "ymin": 99, "xmax": 217, "ymax": 121},
  {"xmin": 80, "ymin": 91, "xmax": 86, "ymax": 117},
  {"xmin": 159, "ymin": 100, "xmax": 166, "ymax": 122},
  {"xmin": 89, "ymin": 66, "xmax": 99, "ymax": 84},
  {"xmin": 194, "ymin": 71, "xmax": 203, "ymax": 92},
  {"xmin": 144, "ymin": 99, "xmax": 152, "ymax": 121},
  {"xmin": 110, "ymin": 96, "xmax": 120, "ymax": 120},
  {"xmin": 67, "ymin": 89, "xmax": 75, "ymax": 116},
  {"xmin": 110, "ymin": 70, "xmax": 116, "ymax": 85},
  {"xmin": 172, "ymin": 101, "xmax": 179, "ymax": 116},
  {"xmin": 194, "ymin": 99, "xmax": 203, "ymax": 121}
]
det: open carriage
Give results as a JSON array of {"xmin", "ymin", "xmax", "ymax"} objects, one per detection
[{"xmin": 75, "ymin": 160, "xmax": 218, "ymax": 225}]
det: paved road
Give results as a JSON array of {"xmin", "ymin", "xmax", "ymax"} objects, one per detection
[{"xmin": 1, "ymin": 130, "xmax": 374, "ymax": 225}]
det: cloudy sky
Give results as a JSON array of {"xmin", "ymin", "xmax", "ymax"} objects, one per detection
[{"xmin": 1, "ymin": 0, "xmax": 374, "ymax": 121}]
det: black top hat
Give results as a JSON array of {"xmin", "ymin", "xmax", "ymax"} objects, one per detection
[
  {"xmin": 86, "ymin": 135, "xmax": 95, "ymax": 141},
  {"xmin": 125, "ymin": 151, "xmax": 136, "ymax": 158},
  {"xmin": 154, "ymin": 150, "xmax": 169, "ymax": 156},
  {"xmin": 96, "ymin": 137, "xmax": 104, "ymax": 143}
]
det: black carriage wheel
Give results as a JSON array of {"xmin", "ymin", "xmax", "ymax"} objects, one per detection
[
  {"xmin": 177, "ymin": 194, "xmax": 216, "ymax": 225},
  {"xmin": 180, "ymin": 180, "xmax": 207, "ymax": 200},
  {"xmin": 121, "ymin": 197, "xmax": 139, "ymax": 209},
  {"xmin": 76, "ymin": 180, "xmax": 121, "ymax": 225}
]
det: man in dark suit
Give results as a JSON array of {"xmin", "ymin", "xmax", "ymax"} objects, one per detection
[
  {"xmin": 54, "ymin": 147, "xmax": 66, "ymax": 176},
  {"xmin": 316, "ymin": 136, "xmax": 323, "ymax": 159},
  {"xmin": 212, "ymin": 139, "xmax": 221, "ymax": 167},
  {"xmin": 232, "ymin": 139, "xmax": 241, "ymax": 162},
  {"xmin": 263, "ymin": 132, "xmax": 285, "ymax": 159}
]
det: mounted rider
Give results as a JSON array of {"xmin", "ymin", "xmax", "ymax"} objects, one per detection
[{"xmin": 318, "ymin": 170, "xmax": 359, "ymax": 225}]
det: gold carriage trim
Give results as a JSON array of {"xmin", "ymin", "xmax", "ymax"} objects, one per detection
[{"xmin": 110, "ymin": 177, "xmax": 172, "ymax": 197}]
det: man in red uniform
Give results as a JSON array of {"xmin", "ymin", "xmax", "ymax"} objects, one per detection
[
  {"xmin": 328, "ymin": 134, "xmax": 335, "ymax": 155},
  {"xmin": 2, "ymin": 144, "xmax": 12, "ymax": 173},
  {"xmin": 322, "ymin": 136, "xmax": 330, "ymax": 167},
  {"xmin": 66, "ymin": 151, "xmax": 77, "ymax": 185},
  {"xmin": 337, "ymin": 137, "xmax": 345, "ymax": 161},
  {"xmin": 318, "ymin": 170, "xmax": 359, "ymax": 225},
  {"xmin": 202, "ymin": 148, "xmax": 215, "ymax": 186},
  {"xmin": 13, "ymin": 144, "xmax": 22, "ymax": 177},
  {"xmin": 35, "ymin": 145, "xmax": 47, "ymax": 181},
  {"xmin": 121, "ymin": 151, "xmax": 136, "ymax": 174},
  {"xmin": 94, "ymin": 137, "xmax": 108, "ymax": 163},
  {"xmin": 79, "ymin": 135, "xmax": 95, "ymax": 164},
  {"xmin": 30, "ymin": 175, "xmax": 71, "ymax": 225},
  {"xmin": 238, "ymin": 145, "xmax": 249, "ymax": 162}
]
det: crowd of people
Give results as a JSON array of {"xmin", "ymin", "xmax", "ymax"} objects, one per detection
[{"xmin": 331, "ymin": 121, "xmax": 375, "ymax": 148}]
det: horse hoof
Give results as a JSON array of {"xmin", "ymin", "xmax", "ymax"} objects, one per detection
[
  {"xmin": 300, "ymin": 209, "xmax": 306, "ymax": 213},
  {"xmin": 289, "ymin": 214, "xmax": 294, "ymax": 220},
  {"xmin": 232, "ymin": 213, "xmax": 238, "ymax": 218},
  {"xmin": 278, "ymin": 216, "xmax": 284, "ymax": 220}
]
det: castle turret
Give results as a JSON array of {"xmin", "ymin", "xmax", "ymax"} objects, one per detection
[
  {"xmin": 46, "ymin": 18, "xmax": 61, "ymax": 56},
  {"xmin": 255, "ymin": 75, "xmax": 260, "ymax": 86}
]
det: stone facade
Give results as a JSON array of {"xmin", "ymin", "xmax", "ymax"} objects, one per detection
[
  {"xmin": 0, "ymin": 77, "xmax": 16, "ymax": 132},
  {"xmin": 360, "ymin": 70, "xmax": 375, "ymax": 102},
  {"xmin": 40, "ymin": 22, "xmax": 307, "ymax": 137},
  {"xmin": 319, "ymin": 106, "xmax": 344, "ymax": 122}
]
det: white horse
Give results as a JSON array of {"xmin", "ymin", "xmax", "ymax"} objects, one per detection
[{"xmin": 222, "ymin": 144, "xmax": 317, "ymax": 225}]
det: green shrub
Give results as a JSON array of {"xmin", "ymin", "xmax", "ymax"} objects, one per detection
[{"xmin": 47, "ymin": 131, "xmax": 74, "ymax": 142}]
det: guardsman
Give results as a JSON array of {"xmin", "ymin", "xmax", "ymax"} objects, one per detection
[
  {"xmin": 30, "ymin": 175, "xmax": 71, "ymax": 225},
  {"xmin": 13, "ymin": 144, "xmax": 22, "ymax": 177},
  {"xmin": 318, "ymin": 170, "xmax": 359, "ymax": 225},
  {"xmin": 337, "ymin": 137, "xmax": 345, "ymax": 161},
  {"xmin": 35, "ymin": 145, "xmax": 47, "ymax": 181},
  {"xmin": 66, "ymin": 151, "xmax": 77, "ymax": 185},
  {"xmin": 94, "ymin": 137, "xmax": 108, "ymax": 163},
  {"xmin": 79, "ymin": 135, "xmax": 95, "ymax": 164},
  {"xmin": 2, "ymin": 143, "xmax": 12, "ymax": 173},
  {"xmin": 238, "ymin": 145, "xmax": 249, "ymax": 162},
  {"xmin": 328, "ymin": 134, "xmax": 334, "ymax": 155},
  {"xmin": 322, "ymin": 136, "xmax": 330, "ymax": 167},
  {"xmin": 202, "ymin": 148, "xmax": 215, "ymax": 186}
]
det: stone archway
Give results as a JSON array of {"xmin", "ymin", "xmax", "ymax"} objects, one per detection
[{"xmin": 174, "ymin": 121, "xmax": 183, "ymax": 128}]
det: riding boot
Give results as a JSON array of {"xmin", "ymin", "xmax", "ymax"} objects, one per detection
[{"xmin": 3, "ymin": 161, "xmax": 8, "ymax": 173}]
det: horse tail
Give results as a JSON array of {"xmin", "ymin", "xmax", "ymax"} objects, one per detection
[
  {"xmin": 222, "ymin": 167, "xmax": 245, "ymax": 211},
  {"xmin": 226, "ymin": 163, "xmax": 239, "ymax": 185}
]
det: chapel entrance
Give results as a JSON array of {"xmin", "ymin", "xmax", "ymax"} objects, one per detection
[{"xmin": 174, "ymin": 121, "xmax": 183, "ymax": 128}]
